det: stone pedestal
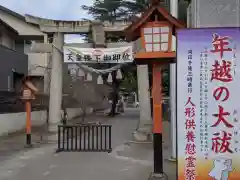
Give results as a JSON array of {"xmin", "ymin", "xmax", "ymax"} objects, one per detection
[
  {"xmin": 133, "ymin": 65, "xmax": 152, "ymax": 142},
  {"xmin": 48, "ymin": 32, "xmax": 64, "ymax": 132},
  {"xmin": 148, "ymin": 172, "xmax": 167, "ymax": 180}
]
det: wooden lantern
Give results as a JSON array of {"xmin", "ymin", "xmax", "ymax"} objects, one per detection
[
  {"xmin": 21, "ymin": 77, "xmax": 38, "ymax": 101},
  {"xmin": 125, "ymin": 3, "xmax": 185, "ymax": 64}
]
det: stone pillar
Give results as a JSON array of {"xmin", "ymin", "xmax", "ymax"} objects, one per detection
[
  {"xmin": 91, "ymin": 20, "xmax": 105, "ymax": 47},
  {"xmin": 91, "ymin": 21, "xmax": 107, "ymax": 114},
  {"xmin": 43, "ymin": 34, "xmax": 50, "ymax": 94},
  {"xmin": 169, "ymin": 0, "xmax": 178, "ymax": 161},
  {"xmin": 132, "ymin": 65, "xmax": 152, "ymax": 142},
  {"xmin": 48, "ymin": 32, "xmax": 64, "ymax": 132},
  {"xmin": 43, "ymin": 53, "xmax": 50, "ymax": 94}
]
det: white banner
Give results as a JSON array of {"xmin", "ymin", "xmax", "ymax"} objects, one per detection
[{"xmin": 63, "ymin": 46, "xmax": 133, "ymax": 63}]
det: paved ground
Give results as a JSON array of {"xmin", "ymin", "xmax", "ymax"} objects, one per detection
[
  {"xmin": 0, "ymin": 113, "xmax": 108, "ymax": 162},
  {"xmin": 0, "ymin": 108, "xmax": 176, "ymax": 180}
]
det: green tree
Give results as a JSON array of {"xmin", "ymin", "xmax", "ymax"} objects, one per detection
[
  {"xmin": 81, "ymin": 0, "xmax": 124, "ymax": 22},
  {"xmin": 81, "ymin": 0, "xmax": 190, "ymax": 42},
  {"xmin": 81, "ymin": 0, "xmax": 144, "ymax": 43},
  {"xmin": 82, "ymin": 0, "xmax": 190, "ymax": 26}
]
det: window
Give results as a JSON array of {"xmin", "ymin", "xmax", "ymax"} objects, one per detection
[{"xmin": 143, "ymin": 26, "xmax": 170, "ymax": 52}]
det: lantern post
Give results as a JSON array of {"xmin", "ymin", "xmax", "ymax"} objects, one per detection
[
  {"xmin": 20, "ymin": 76, "xmax": 38, "ymax": 147},
  {"xmin": 124, "ymin": 0, "xmax": 185, "ymax": 178}
]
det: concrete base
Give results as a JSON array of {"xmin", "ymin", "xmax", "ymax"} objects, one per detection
[
  {"xmin": 132, "ymin": 121, "xmax": 153, "ymax": 142},
  {"xmin": 132, "ymin": 130, "xmax": 153, "ymax": 142},
  {"xmin": 148, "ymin": 172, "xmax": 167, "ymax": 180},
  {"xmin": 47, "ymin": 134, "xmax": 58, "ymax": 142},
  {"xmin": 167, "ymin": 156, "xmax": 177, "ymax": 162},
  {"xmin": 48, "ymin": 123, "xmax": 59, "ymax": 133},
  {"xmin": 24, "ymin": 144, "xmax": 33, "ymax": 148}
]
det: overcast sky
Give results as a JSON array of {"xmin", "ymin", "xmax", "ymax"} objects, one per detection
[{"xmin": 0, "ymin": 0, "xmax": 94, "ymax": 43}]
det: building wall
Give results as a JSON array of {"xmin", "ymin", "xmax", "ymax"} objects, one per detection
[
  {"xmin": 0, "ymin": 45, "xmax": 28, "ymax": 91},
  {"xmin": 188, "ymin": 0, "xmax": 197, "ymax": 28},
  {"xmin": 0, "ymin": 31, "xmax": 15, "ymax": 49},
  {"xmin": 189, "ymin": 0, "xmax": 240, "ymax": 28},
  {"xmin": 0, "ymin": 34, "xmax": 48, "ymax": 92},
  {"xmin": 28, "ymin": 53, "xmax": 48, "ymax": 76},
  {"xmin": 15, "ymin": 40, "xmax": 25, "ymax": 53},
  {"xmin": 24, "ymin": 41, "xmax": 49, "ymax": 93},
  {"xmin": 0, "ymin": 6, "xmax": 48, "ymax": 90},
  {"xmin": 30, "ymin": 76, "xmax": 44, "ymax": 92},
  {"xmin": 24, "ymin": 41, "xmax": 49, "ymax": 76},
  {"xmin": 0, "ymin": 107, "xmax": 93, "ymax": 136}
]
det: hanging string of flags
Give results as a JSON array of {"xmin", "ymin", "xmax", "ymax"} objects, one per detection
[
  {"xmin": 77, "ymin": 63, "xmax": 123, "ymax": 74},
  {"xmin": 67, "ymin": 62, "xmax": 125, "ymax": 85}
]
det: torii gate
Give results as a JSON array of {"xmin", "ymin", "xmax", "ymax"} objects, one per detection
[{"xmin": 27, "ymin": 15, "xmax": 153, "ymax": 135}]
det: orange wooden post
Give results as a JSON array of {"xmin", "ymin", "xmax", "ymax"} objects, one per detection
[
  {"xmin": 25, "ymin": 100, "xmax": 32, "ymax": 146},
  {"xmin": 152, "ymin": 64, "xmax": 163, "ymax": 174},
  {"xmin": 21, "ymin": 77, "xmax": 38, "ymax": 147}
]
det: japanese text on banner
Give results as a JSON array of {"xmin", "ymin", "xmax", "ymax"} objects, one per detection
[
  {"xmin": 184, "ymin": 49, "xmax": 197, "ymax": 180},
  {"xmin": 63, "ymin": 46, "xmax": 133, "ymax": 63},
  {"xmin": 210, "ymin": 34, "xmax": 235, "ymax": 156}
]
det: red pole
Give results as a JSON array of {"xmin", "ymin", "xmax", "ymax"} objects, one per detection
[{"xmin": 152, "ymin": 64, "xmax": 163, "ymax": 175}]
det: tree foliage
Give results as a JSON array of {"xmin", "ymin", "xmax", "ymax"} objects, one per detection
[
  {"xmin": 81, "ymin": 0, "xmax": 148, "ymax": 22},
  {"xmin": 81, "ymin": 0, "xmax": 148, "ymax": 43},
  {"xmin": 82, "ymin": 0, "xmax": 191, "ymax": 24}
]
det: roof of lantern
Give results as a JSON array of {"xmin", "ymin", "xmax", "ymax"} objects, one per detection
[{"xmin": 125, "ymin": 0, "xmax": 185, "ymax": 42}]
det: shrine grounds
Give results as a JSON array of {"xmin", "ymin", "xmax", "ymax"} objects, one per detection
[{"xmin": 0, "ymin": 108, "xmax": 176, "ymax": 180}]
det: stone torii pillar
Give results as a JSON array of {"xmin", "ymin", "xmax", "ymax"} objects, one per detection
[
  {"xmin": 91, "ymin": 20, "xmax": 105, "ymax": 47},
  {"xmin": 133, "ymin": 65, "xmax": 152, "ymax": 141},
  {"xmin": 48, "ymin": 21, "xmax": 105, "ymax": 131},
  {"xmin": 48, "ymin": 32, "xmax": 64, "ymax": 132}
]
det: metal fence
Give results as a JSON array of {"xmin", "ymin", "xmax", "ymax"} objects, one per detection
[{"xmin": 56, "ymin": 124, "xmax": 112, "ymax": 153}]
